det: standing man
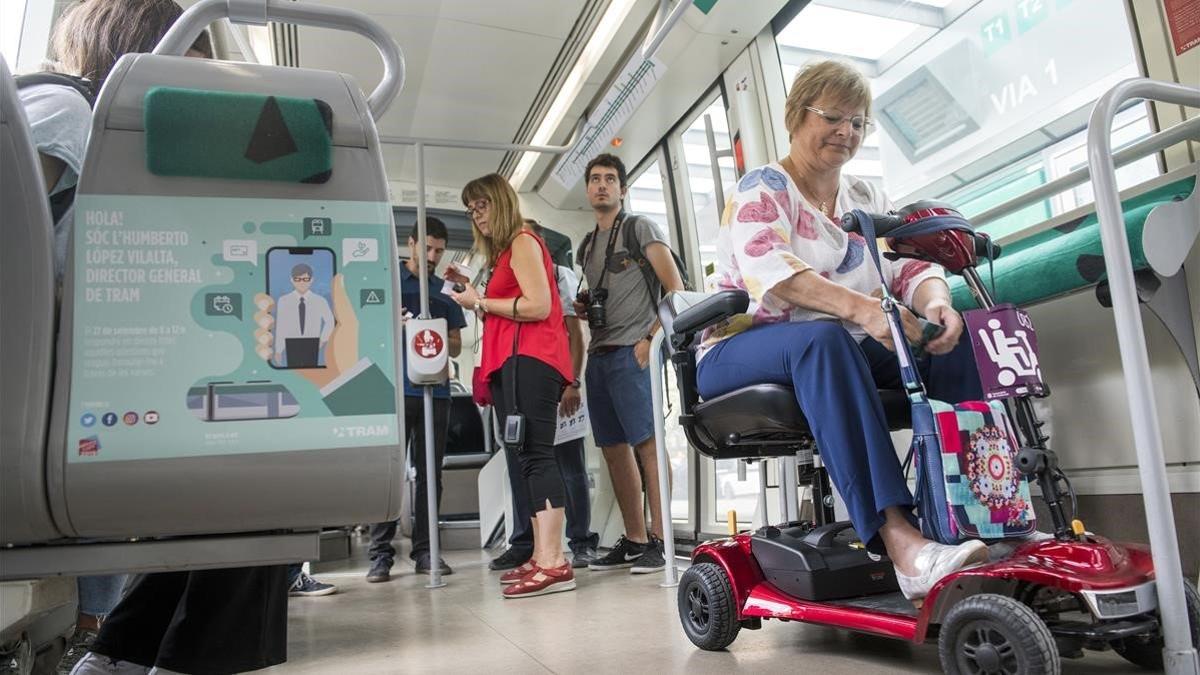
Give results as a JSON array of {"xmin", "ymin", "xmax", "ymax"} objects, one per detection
[
  {"xmin": 576, "ymin": 154, "xmax": 684, "ymax": 574},
  {"xmin": 367, "ymin": 217, "xmax": 466, "ymax": 581},
  {"xmin": 488, "ymin": 221, "xmax": 599, "ymax": 571}
]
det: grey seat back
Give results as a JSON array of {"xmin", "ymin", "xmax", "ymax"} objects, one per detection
[
  {"xmin": 0, "ymin": 57, "xmax": 62, "ymax": 545},
  {"xmin": 42, "ymin": 53, "xmax": 405, "ymax": 542}
]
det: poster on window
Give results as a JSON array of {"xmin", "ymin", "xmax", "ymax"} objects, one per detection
[{"xmin": 1164, "ymin": 0, "xmax": 1200, "ymax": 56}]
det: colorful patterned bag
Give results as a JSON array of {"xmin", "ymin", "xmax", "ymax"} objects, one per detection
[
  {"xmin": 846, "ymin": 209, "xmax": 1036, "ymax": 545},
  {"xmin": 912, "ymin": 399, "xmax": 1036, "ymax": 543}
]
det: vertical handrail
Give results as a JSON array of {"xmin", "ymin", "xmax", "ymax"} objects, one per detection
[
  {"xmin": 1087, "ymin": 77, "xmax": 1199, "ymax": 675},
  {"xmin": 649, "ymin": 330, "xmax": 679, "ymax": 587}
]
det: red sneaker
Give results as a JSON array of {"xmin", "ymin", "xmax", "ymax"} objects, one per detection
[
  {"xmin": 499, "ymin": 559, "xmax": 536, "ymax": 585},
  {"xmin": 501, "ymin": 562, "xmax": 576, "ymax": 599}
]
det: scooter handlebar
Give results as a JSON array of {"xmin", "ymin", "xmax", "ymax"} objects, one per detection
[{"xmin": 840, "ymin": 211, "xmax": 905, "ymax": 237}]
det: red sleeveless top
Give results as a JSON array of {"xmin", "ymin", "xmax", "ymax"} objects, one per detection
[{"xmin": 478, "ymin": 231, "xmax": 573, "ymax": 385}]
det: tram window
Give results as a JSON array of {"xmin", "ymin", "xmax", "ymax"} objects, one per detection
[
  {"xmin": 676, "ymin": 95, "xmax": 737, "ymax": 274},
  {"xmin": 774, "ymin": 0, "xmax": 1156, "ymax": 237},
  {"xmin": 628, "ymin": 159, "xmax": 670, "ymax": 232}
]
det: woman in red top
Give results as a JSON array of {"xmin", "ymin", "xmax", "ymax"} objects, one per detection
[{"xmin": 451, "ymin": 174, "xmax": 575, "ymax": 598}]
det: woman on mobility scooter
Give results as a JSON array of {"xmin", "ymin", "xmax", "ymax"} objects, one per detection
[{"xmin": 696, "ymin": 59, "xmax": 992, "ymax": 600}]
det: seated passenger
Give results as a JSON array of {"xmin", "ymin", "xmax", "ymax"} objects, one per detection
[{"xmin": 697, "ymin": 60, "xmax": 987, "ymax": 600}]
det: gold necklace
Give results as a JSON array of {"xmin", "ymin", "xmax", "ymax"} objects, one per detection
[{"xmin": 781, "ymin": 156, "xmax": 838, "ymax": 218}]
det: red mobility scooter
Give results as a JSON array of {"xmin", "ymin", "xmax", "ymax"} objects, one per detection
[{"xmin": 662, "ymin": 202, "xmax": 1199, "ymax": 673}]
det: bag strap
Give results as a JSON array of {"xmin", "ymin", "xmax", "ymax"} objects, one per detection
[{"xmin": 846, "ymin": 209, "xmax": 926, "ymax": 394}]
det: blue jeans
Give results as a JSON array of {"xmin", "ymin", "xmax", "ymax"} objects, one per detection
[
  {"xmin": 77, "ymin": 575, "xmax": 127, "ymax": 618},
  {"xmin": 697, "ymin": 321, "xmax": 981, "ymax": 552}
]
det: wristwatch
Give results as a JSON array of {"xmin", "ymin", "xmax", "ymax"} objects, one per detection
[
  {"xmin": 642, "ymin": 332, "xmax": 655, "ymax": 343},
  {"xmin": 569, "ymin": 379, "xmax": 582, "ymax": 389}
]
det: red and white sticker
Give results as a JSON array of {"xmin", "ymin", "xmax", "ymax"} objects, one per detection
[{"xmin": 412, "ymin": 329, "xmax": 444, "ymax": 359}]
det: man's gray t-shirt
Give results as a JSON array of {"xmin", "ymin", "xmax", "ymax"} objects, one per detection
[{"xmin": 579, "ymin": 214, "xmax": 667, "ymax": 351}]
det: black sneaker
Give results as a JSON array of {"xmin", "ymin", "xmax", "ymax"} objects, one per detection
[
  {"xmin": 366, "ymin": 558, "xmax": 391, "ymax": 583},
  {"xmin": 289, "ymin": 572, "xmax": 337, "ymax": 597},
  {"xmin": 414, "ymin": 552, "xmax": 453, "ymax": 575},
  {"xmin": 630, "ymin": 536, "xmax": 667, "ymax": 574},
  {"xmin": 570, "ymin": 548, "xmax": 599, "ymax": 569},
  {"xmin": 588, "ymin": 536, "xmax": 648, "ymax": 571},
  {"xmin": 489, "ymin": 547, "xmax": 533, "ymax": 571}
]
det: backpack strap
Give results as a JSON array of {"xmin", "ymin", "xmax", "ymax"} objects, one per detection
[
  {"xmin": 15, "ymin": 73, "xmax": 97, "ymax": 107},
  {"xmin": 623, "ymin": 215, "xmax": 662, "ymax": 302}
]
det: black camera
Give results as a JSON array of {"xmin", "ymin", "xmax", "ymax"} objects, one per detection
[{"xmin": 576, "ymin": 288, "xmax": 609, "ymax": 328}]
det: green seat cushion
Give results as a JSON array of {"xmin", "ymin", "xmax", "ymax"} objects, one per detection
[
  {"xmin": 144, "ymin": 87, "xmax": 333, "ymax": 183},
  {"xmin": 949, "ymin": 176, "xmax": 1195, "ymax": 310}
]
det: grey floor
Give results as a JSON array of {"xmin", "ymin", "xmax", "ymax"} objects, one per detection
[{"xmin": 267, "ymin": 534, "xmax": 1144, "ymax": 674}]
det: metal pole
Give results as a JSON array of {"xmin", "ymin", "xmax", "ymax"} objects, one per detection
[
  {"xmin": 649, "ymin": 330, "xmax": 678, "ymax": 587},
  {"xmin": 641, "ymin": 0, "xmax": 691, "ymax": 60},
  {"xmin": 415, "ymin": 142, "xmax": 445, "ymax": 589},
  {"xmin": 973, "ymin": 116, "xmax": 1200, "ymax": 230},
  {"xmin": 1087, "ymin": 78, "xmax": 1199, "ymax": 675},
  {"xmin": 379, "ymin": 134, "xmax": 573, "ymax": 154},
  {"xmin": 703, "ymin": 114, "xmax": 727, "ymax": 216}
]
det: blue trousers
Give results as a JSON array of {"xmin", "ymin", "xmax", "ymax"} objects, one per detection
[{"xmin": 697, "ymin": 320, "xmax": 981, "ymax": 552}]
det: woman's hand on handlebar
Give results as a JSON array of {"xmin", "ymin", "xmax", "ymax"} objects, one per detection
[
  {"xmin": 854, "ymin": 294, "xmax": 923, "ymax": 351},
  {"xmin": 921, "ymin": 301, "xmax": 963, "ymax": 355}
]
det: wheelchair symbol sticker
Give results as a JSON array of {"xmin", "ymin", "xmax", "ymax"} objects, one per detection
[{"xmin": 964, "ymin": 304, "xmax": 1046, "ymax": 400}]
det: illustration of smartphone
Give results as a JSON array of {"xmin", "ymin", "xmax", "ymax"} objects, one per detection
[{"xmin": 265, "ymin": 246, "xmax": 337, "ymax": 369}]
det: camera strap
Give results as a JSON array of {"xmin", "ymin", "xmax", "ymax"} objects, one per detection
[{"xmin": 581, "ymin": 210, "xmax": 626, "ymax": 294}]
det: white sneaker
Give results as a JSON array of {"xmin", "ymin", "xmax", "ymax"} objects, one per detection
[
  {"xmin": 70, "ymin": 652, "xmax": 151, "ymax": 675},
  {"xmin": 895, "ymin": 540, "xmax": 989, "ymax": 600},
  {"xmin": 987, "ymin": 530, "xmax": 1055, "ymax": 561}
]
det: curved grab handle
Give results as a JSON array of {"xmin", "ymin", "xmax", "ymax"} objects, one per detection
[{"xmin": 153, "ymin": 0, "xmax": 404, "ymax": 121}]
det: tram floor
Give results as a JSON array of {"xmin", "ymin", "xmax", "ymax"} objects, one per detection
[{"xmin": 266, "ymin": 533, "xmax": 1143, "ymax": 674}]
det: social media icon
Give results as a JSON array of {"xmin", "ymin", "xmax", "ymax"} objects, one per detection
[
  {"xmin": 123, "ymin": 411, "xmax": 139, "ymax": 426},
  {"xmin": 101, "ymin": 412, "xmax": 119, "ymax": 427},
  {"xmin": 144, "ymin": 411, "xmax": 160, "ymax": 425},
  {"xmin": 81, "ymin": 412, "xmax": 97, "ymax": 427}
]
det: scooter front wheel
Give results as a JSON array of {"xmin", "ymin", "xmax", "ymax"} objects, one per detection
[
  {"xmin": 938, "ymin": 593, "xmax": 1059, "ymax": 675},
  {"xmin": 678, "ymin": 563, "xmax": 741, "ymax": 651}
]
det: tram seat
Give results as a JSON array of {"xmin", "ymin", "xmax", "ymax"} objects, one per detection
[
  {"xmin": 0, "ymin": 55, "xmax": 79, "ymax": 658},
  {"xmin": 1, "ymin": 42, "xmax": 405, "ymax": 578},
  {"xmin": 946, "ymin": 175, "xmax": 1197, "ymax": 311},
  {"xmin": 658, "ymin": 290, "xmax": 911, "ymax": 462},
  {"xmin": 0, "ymin": 57, "xmax": 60, "ymax": 547}
]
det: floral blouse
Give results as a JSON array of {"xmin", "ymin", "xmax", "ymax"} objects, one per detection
[{"xmin": 700, "ymin": 163, "xmax": 945, "ymax": 355}]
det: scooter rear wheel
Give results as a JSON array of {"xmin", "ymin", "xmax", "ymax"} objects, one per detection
[
  {"xmin": 1112, "ymin": 577, "xmax": 1199, "ymax": 670},
  {"xmin": 938, "ymin": 593, "xmax": 1059, "ymax": 675},
  {"xmin": 678, "ymin": 563, "xmax": 740, "ymax": 651}
]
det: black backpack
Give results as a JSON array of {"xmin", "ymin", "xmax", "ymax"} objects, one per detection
[
  {"xmin": 577, "ymin": 214, "xmax": 692, "ymax": 306},
  {"xmin": 15, "ymin": 72, "xmax": 97, "ymax": 223}
]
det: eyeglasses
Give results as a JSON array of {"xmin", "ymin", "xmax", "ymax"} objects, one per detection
[
  {"xmin": 804, "ymin": 105, "xmax": 875, "ymax": 134},
  {"xmin": 465, "ymin": 199, "xmax": 491, "ymax": 217},
  {"xmin": 292, "ymin": 275, "xmax": 312, "ymax": 282}
]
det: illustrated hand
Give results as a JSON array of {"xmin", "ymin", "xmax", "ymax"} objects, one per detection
[
  {"xmin": 253, "ymin": 274, "xmax": 358, "ymax": 389},
  {"xmin": 560, "ymin": 385, "xmax": 582, "ymax": 417},
  {"xmin": 633, "ymin": 337, "xmax": 651, "ymax": 369},
  {"xmin": 922, "ymin": 301, "xmax": 963, "ymax": 355}
]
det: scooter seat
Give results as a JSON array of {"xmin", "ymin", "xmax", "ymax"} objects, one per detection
[{"xmin": 691, "ymin": 384, "xmax": 911, "ymax": 459}]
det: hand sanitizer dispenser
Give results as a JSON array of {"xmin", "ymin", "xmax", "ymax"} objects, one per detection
[{"xmin": 406, "ymin": 318, "xmax": 449, "ymax": 385}]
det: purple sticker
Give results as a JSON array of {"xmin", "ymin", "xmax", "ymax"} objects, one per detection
[{"xmin": 963, "ymin": 304, "xmax": 1047, "ymax": 400}]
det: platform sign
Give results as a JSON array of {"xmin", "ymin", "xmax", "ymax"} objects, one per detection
[
  {"xmin": 980, "ymin": 12, "xmax": 1012, "ymax": 55},
  {"xmin": 963, "ymin": 304, "xmax": 1047, "ymax": 401},
  {"xmin": 68, "ymin": 195, "xmax": 401, "ymax": 463}
]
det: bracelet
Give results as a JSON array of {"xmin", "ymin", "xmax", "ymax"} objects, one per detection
[
  {"xmin": 474, "ymin": 298, "xmax": 484, "ymax": 314},
  {"xmin": 569, "ymin": 379, "xmax": 581, "ymax": 389}
]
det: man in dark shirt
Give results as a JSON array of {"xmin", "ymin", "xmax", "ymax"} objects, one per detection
[{"xmin": 367, "ymin": 218, "xmax": 466, "ymax": 580}]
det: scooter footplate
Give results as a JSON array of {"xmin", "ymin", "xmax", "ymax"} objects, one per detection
[{"xmin": 827, "ymin": 592, "xmax": 919, "ymax": 617}]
